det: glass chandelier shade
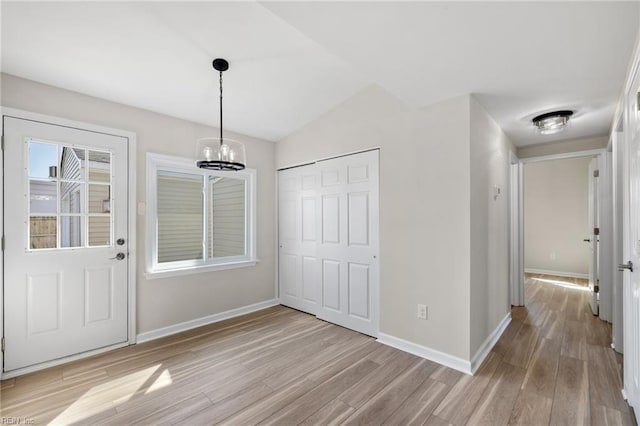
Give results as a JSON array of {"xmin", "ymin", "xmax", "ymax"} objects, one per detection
[
  {"xmin": 196, "ymin": 137, "xmax": 246, "ymax": 171},
  {"xmin": 196, "ymin": 58, "xmax": 246, "ymax": 171}
]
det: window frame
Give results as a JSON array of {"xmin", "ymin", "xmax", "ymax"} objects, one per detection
[{"xmin": 145, "ymin": 152, "xmax": 257, "ymax": 279}]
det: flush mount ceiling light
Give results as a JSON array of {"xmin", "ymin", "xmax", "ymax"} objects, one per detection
[
  {"xmin": 532, "ymin": 110, "xmax": 574, "ymax": 135},
  {"xmin": 196, "ymin": 58, "xmax": 246, "ymax": 171}
]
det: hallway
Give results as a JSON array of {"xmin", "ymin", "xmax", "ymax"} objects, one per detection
[{"xmin": 495, "ymin": 273, "xmax": 635, "ymax": 425}]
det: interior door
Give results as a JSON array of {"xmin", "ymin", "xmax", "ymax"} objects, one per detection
[
  {"xmin": 622, "ymin": 70, "xmax": 640, "ymax": 413},
  {"xmin": 316, "ymin": 150, "xmax": 379, "ymax": 336},
  {"xmin": 588, "ymin": 157, "xmax": 599, "ymax": 315},
  {"xmin": 278, "ymin": 165, "xmax": 319, "ymax": 314},
  {"xmin": 3, "ymin": 116, "xmax": 129, "ymax": 372}
]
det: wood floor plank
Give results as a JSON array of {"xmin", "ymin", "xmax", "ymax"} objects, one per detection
[
  {"xmin": 503, "ymin": 323, "xmax": 539, "ymax": 368},
  {"xmin": 341, "ymin": 359, "xmax": 437, "ymax": 425},
  {"xmin": 219, "ymin": 379, "xmax": 318, "ymax": 425},
  {"xmin": 493, "ymin": 318, "xmax": 524, "ymax": 356},
  {"xmin": 587, "ymin": 344, "xmax": 629, "ymax": 413},
  {"xmin": 466, "ymin": 361, "xmax": 527, "ymax": 426},
  {"xmin": 259, "ymin": 359, "xmax": 380, "ymax": 425},
  {"xmin": 180, "ymin": 383, "xmax": 273, "ymax": 425},
  {"xmin": 508, "ymin": 390, "xmax": 553, "ymax": 425},
  {"xmin": 520, "ymin": 337, "xmax": 562, "ymax": 398},
  {"xmin": 337, "ymin": 350, "xmax": 421, "ymax": 409},
  {"xmin": 298, "ymin": 399, "xmax": 355, "ymax": 426},
  {"xmin": 133, "ymin": 393, "xmax": 212, "ymax": 425},
  {"xmin": 539, "ymin": 309, "xmax": 565, "ymax": 341},
  {"xmin": 591, "ymin": 404, "xmax": 636, "ymax": 426},
  {"xmin": 432, "ymin": 351, "xmax": 502, "ymax": 425},
  {"xmin": 549, "ymin": 355, "xmax": 590, "ymax": 426},
  {"xmin": 423, "ymin": 414, "xmax": 455, "ymax": 426},
  {"xmin": 561, "ymin": 320, "xmax": 588, "ymax": 361},
  {"xmin": 430, "ymin": 364, "xmax": 464, "ymax": 387},
  {"xmin": 262, "ymin": 334, "xmax": 371, "ymax": 390},
  {"xmin": 382, "ymin": 378, "xmax": 450, "ymax": 426}
]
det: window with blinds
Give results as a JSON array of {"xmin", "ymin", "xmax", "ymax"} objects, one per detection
[{"xmin": 146, "ymin": 153, "xmax": 256, "ymax": 278}]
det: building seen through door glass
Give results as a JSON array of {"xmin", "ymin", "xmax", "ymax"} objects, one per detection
[{"xmin": 27, "ymin": 140, "xmax": 113, "ymax": 250}]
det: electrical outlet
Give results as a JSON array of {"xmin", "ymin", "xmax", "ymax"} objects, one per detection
[{"xmin": 417, "ymin": 304, "xmax": 428, "ymax": 320}]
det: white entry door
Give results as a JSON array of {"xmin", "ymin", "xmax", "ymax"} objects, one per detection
[
  {"xmin": 3, "ymin": 116, "xmax": 129, "ymax": 372},
  {"xmin": 278, "ymin": 150, "xmax": 379, "ymax": 337},
  {"xmin": 588, "ymin": 157, "xmax": 599, "ymax": 315},
  {"xmin": 622, "ymin": 70, "xmax": 640, "ymax": 413}
]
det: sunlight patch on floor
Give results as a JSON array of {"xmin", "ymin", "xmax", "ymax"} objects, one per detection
[
  {"xmin": 532, "ymin": 277, "xmax": 590, "ymax": 292},
  {"xmin": 51, "ymin": 364, "xmax": 161, "ymax": 424},
  {"xmin": 145, "ymin": 369, "xmax": 173, "ymax": 394}
]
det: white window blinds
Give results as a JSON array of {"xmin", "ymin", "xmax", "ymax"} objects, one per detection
[{"xmin": 157, "ymin": 171, "xmax": 203, "ymax": 263}]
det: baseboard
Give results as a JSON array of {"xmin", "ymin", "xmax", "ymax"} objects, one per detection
[
  {"xmin": 525, "ymin": 268, "xmax": 588, "ymax": 279},
  {"xmin": 470, "ymin": 312, "xmax": 511, "ymax": 374},
  {"xmin": 377, "ymin": 333, "xmax": 472, "ymax": 375},
  {"xmin": 136, "ymin": 298, "xmax": 280, "ymax": 344}
]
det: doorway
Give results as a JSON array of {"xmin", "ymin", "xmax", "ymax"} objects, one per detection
[
  {"xmin": 511, "ymin": 150, "xmax": 612, "ymax": 316},
  {"xmin": 2, "ymin": 111, "xmax": 136, "ymax": 377},
  {"xmin": 522, "ymin": 155, "xmax": 597, "ymax": 309}
]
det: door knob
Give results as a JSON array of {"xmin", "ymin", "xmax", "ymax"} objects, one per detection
[
  {"xmin": 583, "ymin": 238, "xmax": 591, "ymax": 242},
  {"xmin": 110, "ymin": 252, "xmax": 126, "ymax": 261},
  {"xmin": 618, "ymin": 261, "xmax": 633, "ymax": 272}
]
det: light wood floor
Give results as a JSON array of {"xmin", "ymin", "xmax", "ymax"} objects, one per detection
[{"xmin": 0, "ymin": 273, "xmax": 636, "ymax": 425}]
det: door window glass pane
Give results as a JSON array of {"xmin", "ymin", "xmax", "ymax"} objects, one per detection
[
  {"xmin": 60, "ymin": 215, "xmax": 84, "ymax": 248},
  {"xmin": 29, "ymin": 180, "xmax": 57, "ymax": 214},
  {"xmin": 28, "ymin": 142, "xmax": 57, "ymax": 178},
  {"xmin": 208, "ymin": 177, "xmax": 245, "ymax": 258},
  {"xmin": 60, "ymin": 181, "xmax": 85, "ymax": 214},
  {"xmin": 59, "ymin": 147, "xmax": 85, "ymax": 181},
  {"xmin": 157, "ymin": 171, "xmax": 203, "ymax": 263},
  {"xmin": 89, "ymin": 184, "xmax": 110, "ymax": 213},
  {"xmin": 88, "ymin": 216, "xmax": 111, "ymax": 247},
  {"xmin": 88, "ymin": 150, "xmax": 111, "ymax": 183},
  {"xmin": 29, "ymin": 216, "xmax": 57, "ymax": 249}
]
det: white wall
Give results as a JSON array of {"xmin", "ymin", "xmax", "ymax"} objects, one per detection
[
  {"xmin": 517, "ymin": 135, "xmax": 607, "ymax": 158},
  {"xmin": 277, "ymin": 85, "xmax": 513, "ymax": 362},
  {"xmin": 524, "ymin": 157, "xmax": 591, "ymax": 276},
  {"xmin": 469, "ymin": 97, "xmax": 513, "ymax": 358},
  {"xmin": 1, "ymin": 73, "xmax": 277, "ymax": 334}
]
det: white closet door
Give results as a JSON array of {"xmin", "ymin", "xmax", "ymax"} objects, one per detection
[
  {"xmin": 278, "ymin": 150, "xmax": 379, "ymax": 337},
  {"xmin": 316, "ymin": 150, "xmax": 379, "ymax": 336},
  {"xmin": 278, "ymin": 165, "xmax": 320, "ymax": 314}
]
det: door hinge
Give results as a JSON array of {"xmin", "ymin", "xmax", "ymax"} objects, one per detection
[
  {"xmin": 594, "ymin": 227, "xmax": 600, "ymax": 235},
  {"xmin": 1, "ymin": 235, "xmax": 4, "ymax": 251},
  {"xmin": 2, "ymin": 337, "xmax": 5, "ymax": 353},
  {"xmin": 1, "ymin": 135, "xmax": 4, "ymax": 151},
  {"xmin": 594, "ymin": 169, "xmax": 600, "ymax": 178}
]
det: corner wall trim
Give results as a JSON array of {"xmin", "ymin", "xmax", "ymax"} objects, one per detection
[
  {"xmin": 524, "ymin": 268, "xmax": 589, "ymax": 279},
  {"xmin": 470, "ymin": 312, "xmax": 511, "ymax": 374},
  {"xmin": 377, "ymin": 333, "xmax": 472, "ymax": 375},
  {"xmin": 136, "ymin": 299, "xmax": 280, "ymax": 344}
]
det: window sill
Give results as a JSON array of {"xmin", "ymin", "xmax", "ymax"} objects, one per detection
[{"xmin": 145, "ymin": 259, "xmax": 259, "ymax": 280}]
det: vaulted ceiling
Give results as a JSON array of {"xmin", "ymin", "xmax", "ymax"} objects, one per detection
[{"xmin": 2, "ymin": 2, "xmax": 638, "ymax": 146}]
